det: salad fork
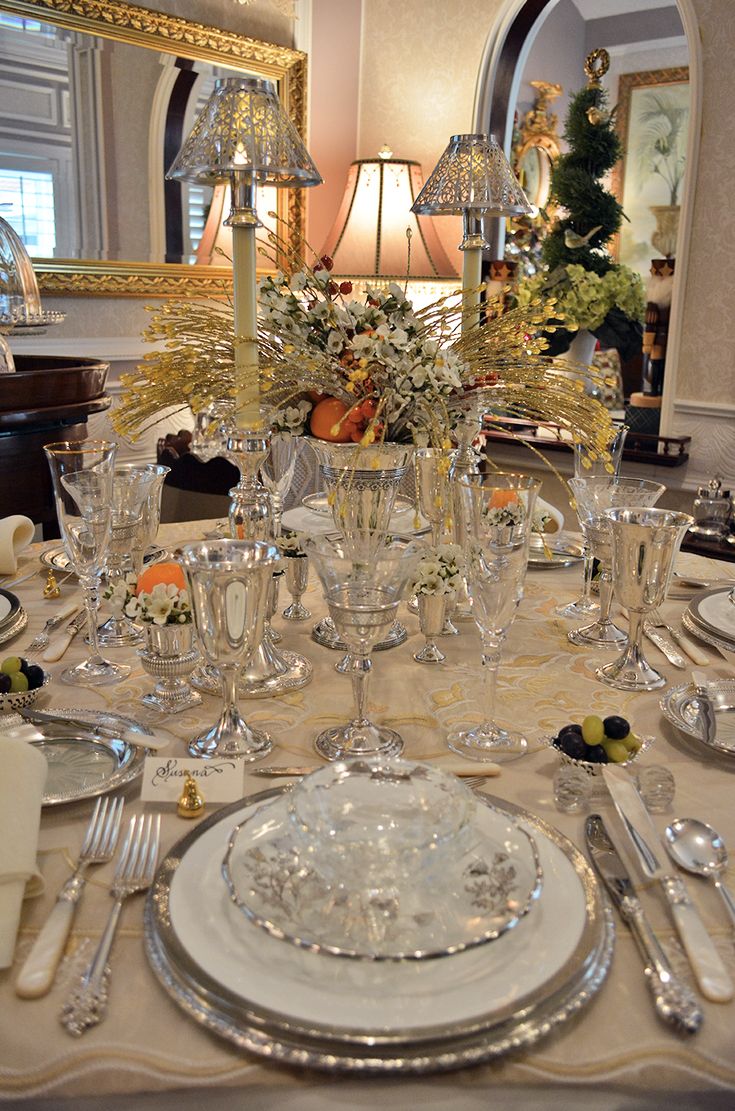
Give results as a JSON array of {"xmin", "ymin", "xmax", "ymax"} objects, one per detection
[
  {"xmin": 648, "ymin": 607, "xmax": 709, "ymax": 665},
  {"xmin": 16, "ymin": 796, "xmax": 124, "ymax": 999},
  {"xmin": 60, "ymin": 813, "xmax": 161, "ymax": 1036},
  {"xmin": 23, "ymin": 598, "xmax": 80, "ymax": 654}
]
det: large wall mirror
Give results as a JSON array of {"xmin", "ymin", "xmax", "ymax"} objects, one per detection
[
  {"xmin": 474, "ymin": 0, "xmax": 701, "ymax": 438},
  {"xmin": 0, "ymin": 0, "xmax": 307, "ymax": 296}
]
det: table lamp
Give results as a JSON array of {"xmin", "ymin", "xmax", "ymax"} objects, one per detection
[
  {"xmin": 167, "ymin": 76, "xmax": 322, "ymax": 538},
  {"xmin": 411, "ymin": 133, "xmax": 531, "ymax": 331}
]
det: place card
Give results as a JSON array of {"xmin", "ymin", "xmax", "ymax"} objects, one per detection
[{"xmin": 140, "ymin": 756, "xmax": 245, "ymax": 804}]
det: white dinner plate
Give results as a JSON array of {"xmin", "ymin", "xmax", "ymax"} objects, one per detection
[
  {"xmin": 689, "ymin": 587, "xmax": 735, "ymax": 643},
  {"xmin": 165, "ymin": 796, "xmax": 588, "ymax": 1035}
]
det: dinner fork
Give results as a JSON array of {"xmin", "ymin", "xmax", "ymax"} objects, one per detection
[
  {"xmin": 16, "ymin": 796, "xmax": 124, "ymax": 999},
  {"xmin": 60, "ymin": 813, "xmax": 161, "ymax": 1036},
  {"xmin": 23, "ymin": 598, "xmax": 80, "ymax": 654},
  {"xmin": 648, "ymin": 607, "xmax": 709, "ymax": 665}
]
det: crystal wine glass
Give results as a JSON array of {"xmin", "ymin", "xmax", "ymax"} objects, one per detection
[
  {"xmin": 448, "ymin": 472, "xmax": 540, "ymax": 760},
  {"xmin": 567, "ymin": 476, "xmax": 665, "ymax": 647},
  {"xmin": 415, "ymin": 446, "xmax": 452, "ymax": 546},
  {"xmin": 260, "ymin": 431, "xmax": 299, "ymax": 537},
  {"xmin": 97, "ymin": 465, "xmax": 160, "ymax": 647},
  {"xmin": 44, "ymin": 440, "xmax": 127, "ymax": 686},
  {"xmin": 305, "ymin": 534, "xmax": 420, "ymax": 761},
  {"xmin": 596, "ymin": 507, "xmax": 693, "ymax": 691},
  {"xmin": 181, "ymin": 540, "xmax": 278, "ymax": 759},
  {"xmin": 557, "ymin": 425, "xmax": 627, "ymax": 619}
]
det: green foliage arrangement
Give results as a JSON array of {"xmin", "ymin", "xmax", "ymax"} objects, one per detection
[{"xmin": 520, "ymin": 58, "xmax": 644, "ymax": 361}]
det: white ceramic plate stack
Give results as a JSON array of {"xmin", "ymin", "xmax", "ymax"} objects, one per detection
[
  {"xmin": 144, "ymin": 759, "xmax": 613, "ymax": 1073},
  {"xmin": 0, "ymin": 587, "xmax": 27, "ymax": 648}
]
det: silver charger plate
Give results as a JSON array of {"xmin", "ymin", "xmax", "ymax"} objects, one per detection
[
  {"xmin": 144, "ymin": 789, "xmax": 613, "ymax": 1074},
  {"xmin": 40, "ymin": 545, "xmax": 167, "ymax": 576},
  {"xmin": 0, "ymin": 587, "xmax": 21, "ymax": 630},
  {"xmin": 660, "ymin": 679, "xmax": 735, "ymax": 760},
  {"xmin": 0, "ymin": 608, "xmax": 27, "ymax": 646},
  {"xmin": 26, "ymin": 708, "xmax": 150, "ymax": 805},
  {"xmin": 528, "ymin": 537, "xmax": 584, "ymax": 569},
  {"xmin": 682, "ymin": 610, "xmax": 735, "ymax": 657},
  {"xmin": 686, "ymin": 586, "xmax": 735, "ymax": 645}
]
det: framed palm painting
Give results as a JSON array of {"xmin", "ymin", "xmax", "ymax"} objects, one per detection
[{"xmin": 613, "ymin": 67, "xmax": 690, "ymax": 281}]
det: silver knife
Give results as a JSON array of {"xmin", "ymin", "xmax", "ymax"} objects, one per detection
[
  {"xmin": 585, "ymin": 814, "xmax": 702, "ymax": 1034},
  {"xmin": 252, "ymin": 761, "xmax": 501, "ymax": 779},
  {"xmin": 19, "ymin": 708, "xmax": 167, "ymax": 751},
  {"xmin": 643, "ymin": 624, "xmax": 686, "ymax": 669},
  {"xmin": 603, "ymin": 765, "xmax": 733, "ymax": 1003},
  {"xmin": 691, "ymin": 671, "xmax": 717, "ymax": 746}
]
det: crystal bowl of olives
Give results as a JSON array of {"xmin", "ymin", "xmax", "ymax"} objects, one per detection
[
  {"xmin": 0, "ymin": 656, "xmax": 50, "ymax": 713},
  {"xmin": 549, "ymin": 714, "xmax": 653, "ymax": 776}
]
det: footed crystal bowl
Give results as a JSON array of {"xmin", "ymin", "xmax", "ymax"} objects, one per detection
[{"xmin": 222, "ymin": 756, "xmax": 542, "ymax": 960}]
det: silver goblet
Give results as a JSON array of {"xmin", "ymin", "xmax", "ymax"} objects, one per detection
[
  {"xmin": 181, "ymin": 540, "xmax": 278, "ymax": 759},
  {"xmin": 414, "ymin": 593, "xmax": 447, "ymax": 663},
  {"xmin": 567, "ymin": 476, "xmax": 665, "ymax": 648},
  {"xmin": 282, "ymin": 554, "xmax": 311, "ymax": 620},
  {"xmin": 596, "ymin": 507, "xmax": 693, "ymax": 691}
]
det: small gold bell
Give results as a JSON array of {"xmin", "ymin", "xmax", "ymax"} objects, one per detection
[
  {"xmin": 43, "ymin": 569, "xmax": 61, "ymax": 599},
  {"xmin": 177, "ymin": 771, "xmax": 204, "ymax": 819}
]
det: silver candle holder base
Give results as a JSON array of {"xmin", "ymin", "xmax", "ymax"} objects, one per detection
[{"xmin": 139, "ymin": 647, "xmax": 203, "ymax": 714}]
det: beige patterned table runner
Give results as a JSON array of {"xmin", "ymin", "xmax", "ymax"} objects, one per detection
[{"xmin": 0, "ymin": 525, "xmax": 733, "ymax": 1100}]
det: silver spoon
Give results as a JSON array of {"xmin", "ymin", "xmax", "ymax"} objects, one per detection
[{"xmin": 665, "ymin": 818, "xmax": 735, "ymax": 928}]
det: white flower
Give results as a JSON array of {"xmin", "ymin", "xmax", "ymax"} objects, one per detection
[{"xmin": 147, "ymin": 592, "xmax": 174, "ymax": 626}]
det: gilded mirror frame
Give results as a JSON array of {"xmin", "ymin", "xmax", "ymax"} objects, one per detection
[
  {"xmin": 0, "ymin": 0, "xmax": 308, "ymax": 296},
  {"xmin": 513, "ymin": 80, "xmax": 561, "ymax": 213}
]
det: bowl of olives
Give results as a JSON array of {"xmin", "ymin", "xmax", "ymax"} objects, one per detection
[
  {"xmin": 549, "ymin": 714, "xmax": 652, "ymax": 776},
  {"xmin": 0, "ymin": 656, "xmax": 50, "ymax": 713}
]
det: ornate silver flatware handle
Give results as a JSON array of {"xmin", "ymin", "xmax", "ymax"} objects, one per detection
[
  {"xmin": 60, "ymin": 896, "xmax": 124, "ymax": 1036},
  {"xmin": 619, "ymin": 894, "xmax": 703, "ymax": 1034}
]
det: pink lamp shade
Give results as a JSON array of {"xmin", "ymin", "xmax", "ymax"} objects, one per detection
[{"xmin": 320, "ymin": 155, "xmax": 458, "ymax": 280}]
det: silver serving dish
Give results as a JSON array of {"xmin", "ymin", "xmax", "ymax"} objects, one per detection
[
  {"xmin": 144, "ymin": 788, "xmax": 613, "ymax": 1073},
  {"xmin": 40, "ymin": 544, "xmax": 167, "ymax": 576},
  {"xmin": 18, "ymin": 708, "xmax": 151, "ymax": 804},
  {"xmin": 528, "ymin": 537, "xmax": 584, "ymax": 569},
  {"xmin": 661, "ymin": 679, "xmax": 735, "ymax": 759}
]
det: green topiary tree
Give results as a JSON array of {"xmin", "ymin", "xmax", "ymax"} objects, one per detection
[{"xmin": 526, "ymin": 49, "xmax": 643, "ymax": 360}]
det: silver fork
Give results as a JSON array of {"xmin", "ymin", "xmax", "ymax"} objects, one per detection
[
  {"xmin": 15, "ymin": 796, "xmax": 124, "ymax": 999},
  {"xmin": 24, "ymin": 598, "xmax": 80, "ymax": 653},
  {"xmin": 60, "ymin": 813, "xmax": 161, "ymax": 1036},
  {"xmin": 648, "ymin": 606, "xmax": 709, "ymax": 665}
]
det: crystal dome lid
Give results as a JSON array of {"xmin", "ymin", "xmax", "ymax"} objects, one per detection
[{"xmin": 0, "ymin": 215, "xmax": 64, "ymax": 329}]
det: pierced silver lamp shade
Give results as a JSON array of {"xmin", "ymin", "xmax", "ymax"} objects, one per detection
[
  {"xmin": 412, "ymin": 133, "xmax": 531, "ymax": 228},
  {"xmin": 166, "ymin": 76, "xmax": 322, "ymax": 191}
]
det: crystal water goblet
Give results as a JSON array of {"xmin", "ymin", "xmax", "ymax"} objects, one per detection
[
  {"xmin": 181, "ymin": 540, "xmax": 278, "ymax": 759},
  {"xmin": 567, "ymin": 476, "xmax": 665, "ymax": 648},
  {"xmin": 44, "ymin": 440, "xmax": 127, "ymax": 686},
  {"xmin": 305, "ymin": 534, "xmax": 420, "ymax": 761},
  {"xmin": 448, "ymin": 472, "xmax": 540, "ymax": 760},
  {"xmin": 557, "ymin": 425, "xmax": 627, "ymax": 619},
  {"xmin": 596, "ymin": 507, "xmax": 693, "ymax": 691},
  {"xmin": 98, "ymin": 465, "xmax": 160, "ymax": 647},
  {"xmin": 260, "ymin": 431, "xmax": 299, "ymax": 536}
]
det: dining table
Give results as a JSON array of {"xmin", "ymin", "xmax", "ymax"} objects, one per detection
[{"xmin": 1, "ymin": 519, "xmax": 734, "ymax": 1111}]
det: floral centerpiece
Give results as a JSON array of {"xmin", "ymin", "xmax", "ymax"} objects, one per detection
[
  {"xmin": 104, "ymin": 562, "xmax": 192, "ymax": 627},
  {"xmin": 412, "ymin": 543, "xmax": 465, "ymax": 596}
]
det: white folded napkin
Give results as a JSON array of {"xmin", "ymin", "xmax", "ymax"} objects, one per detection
[
  {"xmin": 0, "ymin": 737, "xmax": 46, "ymax": 969},
  {"xmin": 0, "ymin": 515, "xmax": 35, "ymax": 576}
]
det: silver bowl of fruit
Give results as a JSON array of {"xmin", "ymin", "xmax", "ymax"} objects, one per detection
[
  {"xmin": 549, "ymin": 714, "xmax": 653, "ymax": 777},
  {"xmin": 0, "ymin": 656, "xmax": 50, "ymax": 714}
]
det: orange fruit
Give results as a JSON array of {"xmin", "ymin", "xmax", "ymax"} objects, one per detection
[
  {"xmin": 309, "ymin": 397, "xmax": 353, "ymax": 442},
  {"xmin": 488, "ymin": 490, "xmax": 519, "ymax": 509},
  {"xmin": 136, "ymin": 561, "xmax": 186, "ymax": 596}
]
